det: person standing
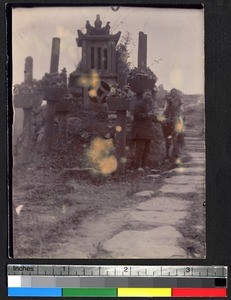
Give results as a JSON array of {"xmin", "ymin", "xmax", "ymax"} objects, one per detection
[
  {"xmin": 162, "ymin": 88, "xmax": 185, "ymax": 159},
  {"xmin": 131, "ymin": 89, "xmax": 157, "ymax": 170}
]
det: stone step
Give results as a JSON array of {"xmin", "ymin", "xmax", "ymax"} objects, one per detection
[
  {"xmin": 184, "ymin": 137, "xmax": 203, "ymax": 141},
  {"xmin": 187, "ymin": 155, "xmax": 205, "ymax": 158},
  {"xmin": 103, "ymin": 226, "xmax": 187, "ymax": 258},
  {"xmin": 136, "ymin": 196, "xmax": 190, "ymax": 212},
  {"xmin": 186, "ymin": 148, "xmax": 205, "ymax": 152},
  {"xmin": 186, "ymin": 139, "xmax": 204, "ymax": 142},
  {"xmin": 129, "ymin": 210, "xmax": 187, "ymax": 227},
  {"xmin": 186, "ymin": 145, "xmax": 204, "ymax": 149},
  {"xmin": 185, "ymin": 139, "xmax": 204, "ymax": 143},
  {"xmin": 186, "ymin": 150, "xmax": 205, "ymax": 153},
  {"xmin": 185, "ymin": 141, "xmax": 204, "ymax": 145},
  {"xmin": 186, "ymin": 149, "xmax": 204, "ymax": 153},
  {"xmin": 164, "ymin": 175, "xmax": 204, "ymax": 185},
  {"xmin": 182, "ymin": 162, "xmax": 205, "ymax": 167},
  {"xmin": 188, "ymin": 159, "xmax": 205, "ymax": 164},
  {"xmin": 159, "ymin": 184, "xmax": 196, "ymax": 194},
  {"xmin": 186, "ymin": 143, "xmax": 204, "ymax": 147},
  {"xmin": 185, "ymin": 142, "xmax": 205, "ymax": 149},
  {"xmin": 184, "ymin": 135, "xmax": 203, "ymax": 139},
  {"xmin": 184, "ymin": 135, "xmax": 202, "ymax": 138},
  {"xmin": 165, "ymin": 166, "xmax": 205, "ymax": 176}
]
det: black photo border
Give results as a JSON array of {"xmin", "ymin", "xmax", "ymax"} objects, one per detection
[{"xmin": 1, "ymin": 0, "xmax": 231, "ymax": 299}]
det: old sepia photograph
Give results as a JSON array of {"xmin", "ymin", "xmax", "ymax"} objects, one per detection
[{"xmin": 12, "ymin": 6, "xmax": 205, "ymax": 258}]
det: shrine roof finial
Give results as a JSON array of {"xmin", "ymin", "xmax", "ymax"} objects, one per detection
[
  {"xmin": 94, "ymin": 14, "xmax": 102, "ymax": 29},
  {"xmin": 83, "ymin": 15, "xmax": 112, "ymax": 36},
  {"xmin": 76, "ymin": 15, "xmax": 121, "ymax": 47}
]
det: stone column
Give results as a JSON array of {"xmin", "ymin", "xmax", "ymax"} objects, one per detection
[
  {"xmin": 81, "ymin": 40, "xmax": 87, "ymax": 72},
  {"xmin": 138, "ymin": 31, "xmax": 147, "ymax": 69},
  {"xmin": 111, "ymin": 41, "xmax": 116, "ymax": 74},
  {"xmin": 94, "ymin": 46, "xmax": 98, "ymax": 70},
  {"xmin": 44, "ymin": 37, "xmax": 60, "ymax": 152},
  {"xmin": 24, "ymin": 56, "xmax": 33, "ymax": 83},
  {"xmin": 58, "ymin": 112, "xmax": 68, "ymax": 145},
  {"xmin": 50, "ymin": 38, "xmax": 60, "ymax": 73},
  {"xmin": 87, "ymin": 42, "xmax": 91, "ymax": 71},
  {"xmin": 101, "ymin": 47, "xmax": 105, "ymax": 71},
  {"xmin": 22, "ymin": 57, "xmax": 33, "ymax": 163}
]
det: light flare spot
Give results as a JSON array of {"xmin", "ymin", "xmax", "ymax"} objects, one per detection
[
  {"xmin": 120, "ymin": 157, "xmax": 127, "ymax": 164},
  {"xmin": 78, "ymin": 76, "xmax": 89, "ymax": 87},
  {"xmin": 86, "ymin": 137, "xmax": 116, "ymax": 174},
  {"xmin": 89, "ymin": 70, "xmax": 100, "ymax": 89},
  {"xmin": 175, "ymin": 116, "xmax": 184, "ymax": 133},
  {"xmin": 175, "ymin": 158, "xmax": 182, "ymax": 165},
  {"xmin": 88, "ymin": 89, "xmax": 97, "ymax": 97},
  {"xmin": 176, "ymin": 167, "xmax": 185, "ymax": 173},
  {"xmin": 116, "ymin": 126, "xmax": 122, "ymax": 132},
  {"xmin": 168, "ymin": 135, "xmax": 172, "ymax": 139},
  {"xmin": 156, "ymin": 114, "xmax": 166, "ymax": 122},
  {"xmin": 110, "ymin": 86, "xmax": 115, "ymax": 93},
  {"xmin": 121, "ymin": 56, "xmax": 129, "ymax": 64},
  {"xmin": 125, "ymin": 146, "xmax": 130, "ymax": 151},
  {"xmin": 99, "ymin": 156, "xmax": 118, "ymax": 175},
  {"xmin": 127, "ymin": 56, "xmax": 132, "ymax": 64}
]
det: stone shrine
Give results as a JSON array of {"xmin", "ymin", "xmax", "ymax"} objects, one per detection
[{"xmin": 69, "ymin": 15, "xmax": 121, "ymax": 106}]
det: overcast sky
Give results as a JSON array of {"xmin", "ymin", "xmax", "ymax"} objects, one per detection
[{"xmin": 12, "ymin": 6, "xmax": 204, "ymax": 94}]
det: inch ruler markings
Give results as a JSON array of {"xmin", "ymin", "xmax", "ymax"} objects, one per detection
[{"xmin": 8, "ymin": 265, "xmax": 228, "ymax": 298}]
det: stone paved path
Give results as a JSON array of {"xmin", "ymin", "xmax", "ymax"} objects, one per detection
[
  {"xmin": 53, "ymin": 127, "xmax": 205, "ymax": 259},
  {"xmin": 101, "ymin": 128, "xmax": 205, "ymax": 258}
]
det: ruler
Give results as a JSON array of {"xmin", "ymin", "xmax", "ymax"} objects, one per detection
[{"xmin": 8, "ymin": 265, "xmax": 228, "ymax": 297}]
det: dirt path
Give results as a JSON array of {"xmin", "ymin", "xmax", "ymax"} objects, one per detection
[{"xmin": 51, "ymin": 128, "xmax": 205, "ymax": 259}]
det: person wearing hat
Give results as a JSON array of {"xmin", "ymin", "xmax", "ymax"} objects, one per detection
[{"xmin": 131, "ymin": 88, "xmax": 158, "ymax": 170}]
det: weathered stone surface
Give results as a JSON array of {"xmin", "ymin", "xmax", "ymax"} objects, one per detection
[
  {"xmin": 184, "ymin": 129, "xmax": 200, "ymax": 134},
  {"xmin": 186, "ymin": 142, "xmax": 204, "ymax": 146},
  {"xmin": 166, "ymin": 166, "xmax": 205, "ymax": 176},
  {"xmin": 159, "ymin": 184, "xmax": 196, "ymax": 194},
  {"xmin": 163, "ymin": 167, "xmax": 202, "ymax": 177},
  {"xmin": 185, "ymin": 136, "xmax": 202, "ymax": 140},
  {"xmin": 129, "ymin": 210, "xmax": 187, "ymax": 226},
  {"xmin": 164, "ymin": 175, "xmax": 204, "ymax": 185},
  {"xmin": 134, "ymin": 190, "xmax": 155, "ymax": 198},
  {"xmin": 103, "ymin": 226, "xmax": 187, "ymax": 258},
  {"xmin": 189, "ymin": 152, "xmax": 205, "ymax": 158},
  {"xmin": 183, "ymin": 162, "xmax": 204, "ymax": 166},
  {"xmin": 188, "ymin": 161, "xmax": 205, "ymax": 167},
  {"xmin": 187, "ymin": 147, "xmax": 204, "ymax": 152},
  {"xmin": 137, "ymin": 197, "xmax": 190, "ymax": 212}
]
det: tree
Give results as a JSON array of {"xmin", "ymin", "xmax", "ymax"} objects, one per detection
[{"xmin": 116, "ymin": 31, "xmax": 132, "ymax": 88}]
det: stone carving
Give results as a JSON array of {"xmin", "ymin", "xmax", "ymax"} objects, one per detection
[
  {"xmin": 86, "ymin": 20, "xmax": 93, "ymax": 34},
  {"xmin": 94, "ymin": 14, "xmax": 102, "ymax": 29},
  {"xmin": 85, "ymin": 15, "xmax": 111, "ymax": 36}
]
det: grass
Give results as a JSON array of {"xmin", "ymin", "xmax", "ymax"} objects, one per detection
[
  {"xmin": 13, "ymin": 164, "xmax": 205, "ymax": 258},
  {"xmin": 12, "ymin": 94, "xmax": 205, "ymax": 258},
  {"xmin": 12, "ymin": 165, "xmax": 164, "ymax": 258},
  {"xmin": 177, "ymin": 192, "xmax": 206, "ymax": 258}
]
